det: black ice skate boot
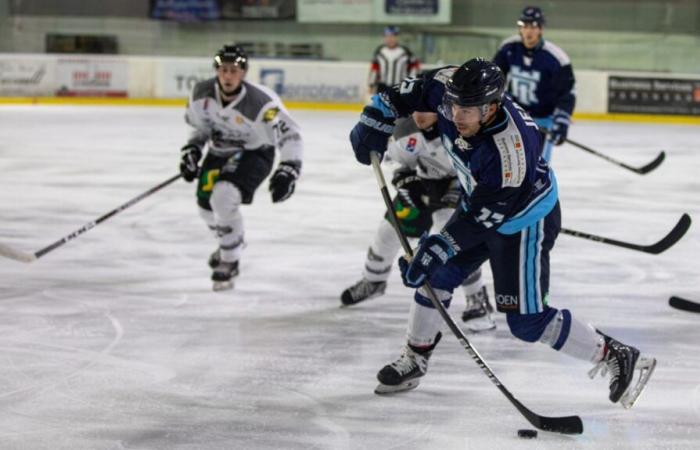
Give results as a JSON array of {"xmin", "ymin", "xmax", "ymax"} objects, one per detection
[
  {"xmin": 340, "ymin": 278, "xmax": 387, "ymax": 306},
  {"xmin": 212, "ymin": 260, "xmax": 239, "ymax": 291},
  {"xmin": 588, "ymin": 334, "xmax": 656, "ymax": 409},
  {"xmin": 208, "ymin": 249, "xmax": 221, "ymax": 269},
  {"xmin": 375, "ymin": 332, "xmax": 442, "ymax": 394},
  {"xmin": 461, "ymin": 285, "xmax": 496, "ymax": 332}
]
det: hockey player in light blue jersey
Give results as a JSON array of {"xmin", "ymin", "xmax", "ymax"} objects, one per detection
[
  {"xmin": 348, "ymin": 58, "xmax": 655, "ymax": 408},
  {"xmin": 493, "ymin": 6, "xmax": 575, "ymax": 162}
]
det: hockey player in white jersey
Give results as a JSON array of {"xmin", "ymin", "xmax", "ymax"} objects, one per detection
[
  {"xmin": 179, "ymin": 44, "xmax": 304, "ymax": 291},
  {"xmin": 341, "ymin": 111, "xmax": 495, "ymax": 331}
]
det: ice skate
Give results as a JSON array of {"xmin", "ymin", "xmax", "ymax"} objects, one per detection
[
  {"xmin": 340, "ymin": 279, "xmax": 387, "ymax": 306},
  {"xmin": 588, "ymin": 335, "xmax": 657, "ymax": 409},
  {"xmin": 212, "ymin": 260, "xmax": 239, "ymax": 291},
  {"xmin": 375, "ymin": 333, "xmax": 441, "ymax": 394},
  {"xmin": 208, "ymin": 249, "xmax": 221, "ymax": 269},
  {"xmin": 461, "ymin": 285, "xmax": 496, "ymax": 332}
]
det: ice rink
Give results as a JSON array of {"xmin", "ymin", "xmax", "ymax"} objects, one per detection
[{"xmin": 1, "ymin": 105, "xmax": 699, "ymax": 449}]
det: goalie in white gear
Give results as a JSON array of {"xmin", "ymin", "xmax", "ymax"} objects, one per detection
[
  {"xmin": 179, "ymin": 44, "xmax": 303, "ymax": 291},
  {"xmin": 340, "ymin": 111, "xmax": 495, "ymax": 331}
]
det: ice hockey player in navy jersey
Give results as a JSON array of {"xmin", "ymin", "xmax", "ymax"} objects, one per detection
[
  {"xmin": 493, "ymin": 6, "xmax": 575, "ymax": 162},
  {"xmin": 348, "ymin": 58, "xmax": 655, "ymax": 408}
]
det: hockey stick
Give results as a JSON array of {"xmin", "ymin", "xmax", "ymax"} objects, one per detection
[
  {"xmin": 369, "ymin": 151, "xmax": 583, "ymax": 435},
  {"xmin": 566, "ymin": 139, "xmax": 665, "ymax": 175},
  {"xmin": 561, "ymin": 213, "xmax": 691, "ymax": 255},
  {"xmin": 0, "ymin": 173, "xmax": 182, "ymax": 263},
  {"xmin": 669, "ymin": 296, "xmax": 700, "ymax": 313}
]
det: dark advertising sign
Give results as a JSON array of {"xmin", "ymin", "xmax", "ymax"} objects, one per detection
[
  {"xmin": 608, "ymin": 76, "xmax": 700, "ymax": 115},
  {"xmin": 385, "ymin": 0, "xmax": 438, "ymax": 15}
]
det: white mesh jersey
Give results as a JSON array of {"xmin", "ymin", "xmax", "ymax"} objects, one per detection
[
  {"xmin": 185, "ymin": 78, "xmax": 303, "ymax": 162},
  {"xmin": 385, "ymin": 124, "xmax": 456, "ymax": 180}
]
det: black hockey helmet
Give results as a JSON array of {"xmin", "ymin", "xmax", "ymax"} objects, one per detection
[
  {"xmin": 517, "ymin": 6, "xmax": 546, "ymax": 27},
  {"xmin": 444, "ymin": 58, "xmax": 506, "ymax": 108},
  {"xmin": 213, "ymin": 45, "xmax": 249, "ymax": 70}
]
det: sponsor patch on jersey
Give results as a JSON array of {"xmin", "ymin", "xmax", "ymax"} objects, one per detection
[
  {"xmin": 405, "ymin": 137, "xmax": 417, "ymax": 153},
  {"xmin": 235, "ymin": 116, "xmax": 244, "ymax": 124},
  {"xmin": 494, "ymin": 129, "xmax": 526, "ymax": 188},
  {"xmin": 262, "ymin": 107, "xmax": 279, "ymax": 122}
]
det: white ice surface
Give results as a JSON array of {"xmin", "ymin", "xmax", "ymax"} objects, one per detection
[{"xmin": 0, "ymin": 106, "xmax": 699, "ymax": 449}]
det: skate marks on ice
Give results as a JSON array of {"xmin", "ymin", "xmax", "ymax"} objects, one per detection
[{"xmin": 1, "ymin": 107, "xmax": 700, "ymax": 448}]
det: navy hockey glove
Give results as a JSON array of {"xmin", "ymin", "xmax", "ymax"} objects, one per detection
[
  {"xmin": 349, "ymin": 95, "xmax": 396, "ymax": 165},
  {"xmin": 398, "ymin": 234, "xmax": 456, "ymax": 288},
  {"xmin": 549, "ymin": 109, "xmax": 571, "ymax": 146},
  {"xmin": 269, "ymin": 161, "xmax": 301, "ymax": 203},
  {"xmin": 179, "ymin": 144, "xmax": 202, "ymax": 182}
]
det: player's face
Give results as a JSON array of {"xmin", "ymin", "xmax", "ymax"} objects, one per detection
[
  {"xmin": 384, "ymin": 34, "xmax": 398, "ymax": 48},
  {"xmin": 412, "ymin": 111, "xmax": 438, "ymax": 129},
  {"xmin": 519, "ymin": 23, "xmax": 542, "ymax": 49},
  {"xmin": 451, "ymin": 104, "xmax": 496, "ymax": 137},
  {"xmin": 216, "ymin": 63, "xmax": 246, "ymax": 96}
]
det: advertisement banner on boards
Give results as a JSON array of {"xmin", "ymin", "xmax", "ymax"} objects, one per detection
[
  {"xmin": 608, "ymin": 75, "xmax": 700, "ymax": 115},
  {"xmin": 55, "ymin": 58, "xmax": 129, "ymax": 97},
  {"xmin": 158, "ymin": 59, "xmax": 214, "ymax": 98},
  {"xmin": 298, "ymin": 0, "xmax": 450, "ymax": 23},
  {"xmin": 0, "ymin": 57, "xmax": 54, "ymax": 96},
  {"xmin": 256, "ymin": 61, "xmax": 365, "ymax": 103}
]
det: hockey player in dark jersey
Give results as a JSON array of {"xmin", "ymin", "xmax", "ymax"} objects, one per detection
[
  {"xmin": 493, "ymin": 6, "xmax": 575, "ymax": 162},
  {"xmin": 348, "ymin": 58, "xmax": 655, "ymax": 408},
  {"xmin": 179, "ymin": 45, "xmax": 304, "ymax": 291}
]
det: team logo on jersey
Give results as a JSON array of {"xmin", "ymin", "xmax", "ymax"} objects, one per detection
[
  {"xmin": 405, "ymin": 137, "xmax": 417, "ymax": 153},
  {"xmin": 263, "ymin": 107, "xmax": 279, "ymax": 122},
  {"xmin": 455, "ymin": 137, "xmax": 470, "ymax": 151},
  {"xmin": 509, "ymin": 66, "xmax": 541, "ymax": 106},
  {"xmin": 235, "ymin": 116, "xmax": 244, "ymax": 124}
]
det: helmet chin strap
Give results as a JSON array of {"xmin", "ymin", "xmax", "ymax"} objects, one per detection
[
  {"xmin": 217, "ymin": 78, "xmax": 243, "ymax": 98},
  {"xmin": 477, "ymin": 103, "xmax": 490, "ymax": 126}
]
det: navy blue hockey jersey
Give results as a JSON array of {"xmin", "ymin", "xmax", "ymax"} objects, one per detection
[
  {"xmin": 385, "ymin": 67, "xmax": 558, "ymax": 251},
  {"xmin": 493, "ymin": 36, "xmax": 575, "ymax": 119}
]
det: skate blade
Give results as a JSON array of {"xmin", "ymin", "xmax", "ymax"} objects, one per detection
[
  {"xmin": 374, "ymin": 379, "xmax": 420, "ymax": 395},
  {"xmin": 620, "ymin": 356, "xmax": 657, "ymax": 409},
  {"xmin": 212, "ymin": 280, "xmax": 234, "ymax": 291},
  {"xmin": 465, "ymin": 316, "xmax": 496, "ymax": 333},
  {"xmin": 340, "ymin": 292, "xmax": 382, "ymax": 307}
]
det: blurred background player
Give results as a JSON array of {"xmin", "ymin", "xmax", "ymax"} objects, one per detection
[
  {"xmin": 348, "ymin": 58, "xmax": 655, "ymax": 407},
  {"xmin": 341, "ymin": 111, "xmax": 495, "ymax": 331},
  {"xmin": 493, "ymin": 6, "xmax": 575, "ymax": 162},
  {"xmin": 179, "ymin": 44, "xmax": 304, "ymax": 291},
  {"xmin": 368, "ymin": 26, "xmax": 420, "ymax": 95}
]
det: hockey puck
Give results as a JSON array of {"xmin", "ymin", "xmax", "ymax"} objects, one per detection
[{"xmin": 517, "ymin": 429, "xmax": 538, "ymax": 439}]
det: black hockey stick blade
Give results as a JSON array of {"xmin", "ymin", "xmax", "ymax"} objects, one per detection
[
  {"xmin": 520, "ymin": 407, "xmax": 583, "ymax": 434},
  {"xmin": 561, "ymin": 213, "xmax": 691, "ymax": 254},
  {"xmin": 635, "ymin": 150, "xmax": 665, "ymax": 174},
  {"xmin": 669, "ymin": 296, "xmax": 700, "ymax": 313},
  {"xmin": 566, "ymin": 139, "xmax": 665, "ymax": 175}
]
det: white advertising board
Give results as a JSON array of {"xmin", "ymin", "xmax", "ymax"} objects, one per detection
[{"xmin": 55, "ymin": 58, "xmax": 129, "ymax": 97}]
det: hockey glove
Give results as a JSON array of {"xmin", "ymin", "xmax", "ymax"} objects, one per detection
[
  {"xmin": 269, "ymin": 161, "xmax": 301, "ymax": 203},
  {"xmin": 549, "ymin": 109, "xmax": 571, "ymax": 146},
  {"xmin": 439, "ymin": 178, "xmax": 462, "ymax": 209},
  {"xmin": 179, "ymin": 144, "xmax": 202, "ymax": 182},
  {"xmin": 398, "ymin": 233, "xmax": 456, "ymax": 288},
  {"xmin": 349, "ymin": 95, "xmax": 396, "ymax": 165},
  {"xmin": 392, "ymin": 170, "xmax": 426, "ymax": 207}
]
